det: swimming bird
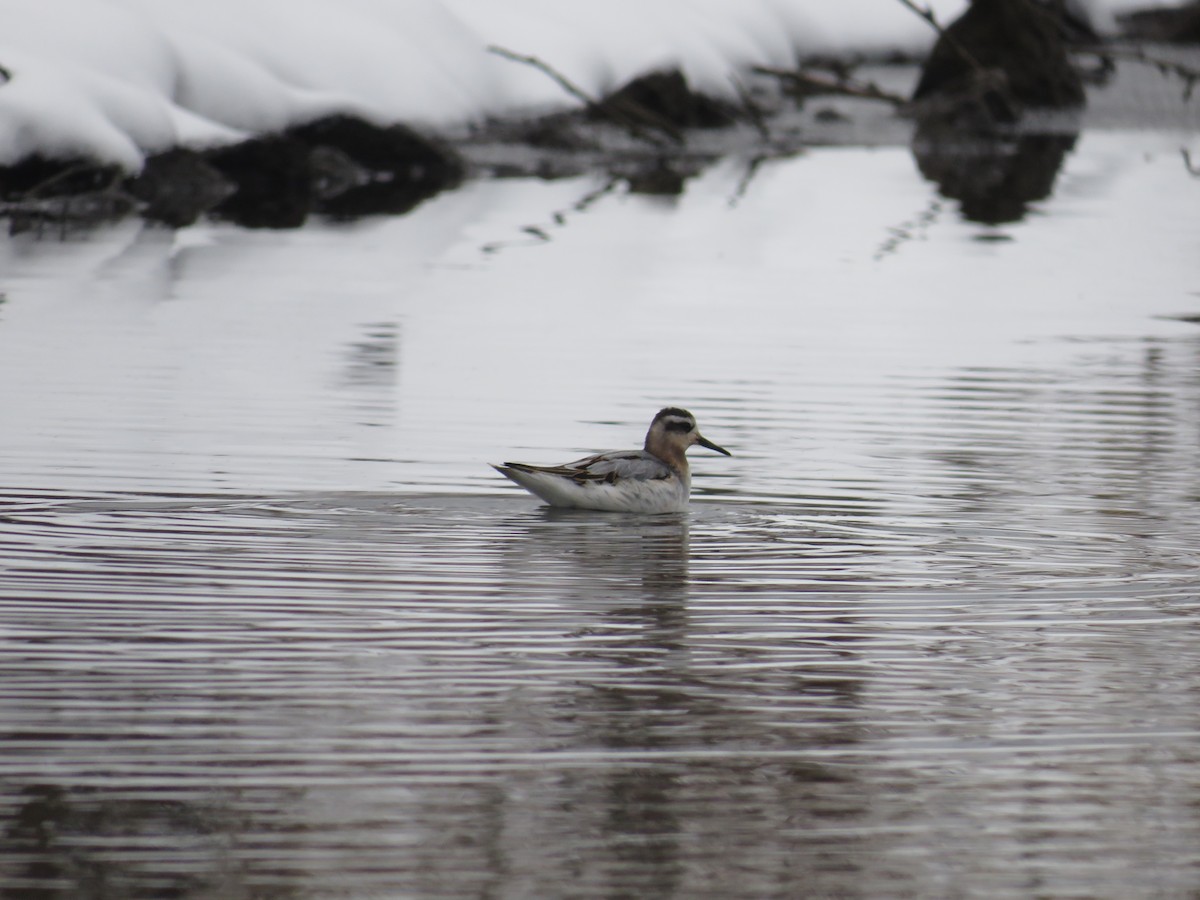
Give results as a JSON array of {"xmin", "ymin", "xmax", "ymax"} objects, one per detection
[{"xmin": 492, "ymin": 407, "xmax": 731, "ymax": 513}]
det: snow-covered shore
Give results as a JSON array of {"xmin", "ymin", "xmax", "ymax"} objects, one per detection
[{"xmin": 0, "ymin": 0, "xmax": 1162, "ymax": 172}]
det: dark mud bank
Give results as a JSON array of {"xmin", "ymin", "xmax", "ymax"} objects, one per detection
[
  {"xmin": 0, "ymin": 63, "xmax": 786, "ymax": 232},
  {"xmin": 0, "ymin": 115, "xmax": 466, "ymax": 231}
]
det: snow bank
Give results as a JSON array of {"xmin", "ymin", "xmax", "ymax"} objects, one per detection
[{"xmin": 0, "ymin": 0, "xmax": 1175, "ymax": 171}]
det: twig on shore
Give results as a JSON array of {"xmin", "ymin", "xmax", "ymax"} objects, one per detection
[
  {"xmin": 487, "ymin": 46, "xmax": 597, "ymax": 111},
  {"xmin": 486, "ymin": 45, "xmax": 680, "ymax": 145},
  {"xmin": 752, "ymin": 65, "xmax": 906, "ymax": 106}
]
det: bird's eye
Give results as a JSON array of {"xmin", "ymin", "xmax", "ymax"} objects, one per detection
[{"xmin": 665, "ymin": 419, "xmax": 694, "ymax": 433}]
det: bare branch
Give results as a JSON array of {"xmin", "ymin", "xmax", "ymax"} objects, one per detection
[
  {"xmin": 487, "ymin": 45, "xmax": 597, "ymax": 111},
  {"xmin": 487, "ymin": 45, "xmax": 679, "ymax": 145}
]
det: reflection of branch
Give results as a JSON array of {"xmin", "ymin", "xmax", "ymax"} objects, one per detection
[
  {"xmin": 0, "ymin": 63, "xmax": 10, "ymax": 84},
  {"xmin": 487, "ymin": 45, "xmax": 678, "ymax": 145},
  {"xmin": 875, "ymin": 197, "xmax": 943, "ymax": 261},
  {"xmin": 1084, "ymin": 46, "xmax": 1200, "ymax": 101},
  {"xmin": 753, "ymin": 65, "xmax": 905, "ymax": 106},
  {"xmin": 1184, "ymin": 148, "xmax": 1200, "ymax": 177},
  {"xmin": 571, "ymin": 176, "xmax": 621, "ymax": 214},
  {"xmin": 729, "ymin": 75, "xmax": 770, "ymax": 139},
  {"xmin": 481, "ymin": 177, "xmax": 620, "ymax": 255},
  {"xmin": 728, "ymin": 155, "xmax": 767, "ymax": 208}
]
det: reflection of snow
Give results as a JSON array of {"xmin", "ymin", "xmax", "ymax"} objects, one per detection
[{"xmin": 3, "ymin": 131, "xmax": 1195, "ymax": 497}]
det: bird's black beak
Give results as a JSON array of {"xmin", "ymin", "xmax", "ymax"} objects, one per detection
[{"xmin": 696, "ymin": 434, "xmax": 732, "ymax": 456}]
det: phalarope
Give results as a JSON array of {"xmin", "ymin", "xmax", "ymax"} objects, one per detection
[{"xmin": 492, "ymin": 407, "xmax": 731, "ymax": 513}]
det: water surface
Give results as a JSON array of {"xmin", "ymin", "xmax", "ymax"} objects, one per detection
[{"xmin": 2, "ymin": 121, "xmax": 1199, "ymax": 897}]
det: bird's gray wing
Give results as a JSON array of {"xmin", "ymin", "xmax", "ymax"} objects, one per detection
[{"xmin": 563, "ymin": 451, "xmax": 672, "ymax": 483}]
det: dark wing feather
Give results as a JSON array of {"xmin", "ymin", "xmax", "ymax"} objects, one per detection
[{"xmin": 504, "ymin": 451, "xmax": 672, "ymax": 484}]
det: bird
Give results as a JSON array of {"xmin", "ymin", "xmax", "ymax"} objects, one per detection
[{"xmin": 492, "ymin": 407, "xmax": 731, "ymax": 513}]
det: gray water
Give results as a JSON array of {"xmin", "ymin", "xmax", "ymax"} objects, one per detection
[{"xmin": 2, "ymin": 113, "xmax": 1200, "ymax": 896}]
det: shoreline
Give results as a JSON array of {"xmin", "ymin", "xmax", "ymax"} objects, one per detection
[{"xmin": 1, "ymin": 33, "xmax": 1197, "ymax": 233}]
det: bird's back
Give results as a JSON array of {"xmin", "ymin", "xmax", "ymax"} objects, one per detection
[{"xmin": 493, "ymin": 449, "xmax": 687, "ymax": 512}]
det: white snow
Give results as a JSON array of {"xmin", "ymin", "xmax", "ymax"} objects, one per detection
[{"xmin": 0, "ymin": 0, "xmax": 1182, "ymax": 171}]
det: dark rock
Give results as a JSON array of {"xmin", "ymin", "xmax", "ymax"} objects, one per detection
[
  {"xmin": 127, "ymin": 148, "xmax": 236, "ymax": 227},
  {"xmin": 289, "ymin": 115, "xmax": 461, "ymax": 176},
  {"xmin": 206, "ymin": 136, "xmax": 313, "ymax": 228},
  {"xmin": 908, "ymin": 0, "xmax": 1085, "ymax": 225},
  {"xmin": 592, "ymin": 69, "xmax": 740, "ymax": 135},
  {"xmin": 287, "ymin": 114, "xmax": 464, "ymax": 217},
  {"xmin": 911, "ymin": 0, "xmax": 1086, "ymax": 124},
  {"xmin": 200, "ymin": 116, "xmax": 466, "ymax": 226},
  {"xmin": 2, "ymin": 115, "xmax": 468, "ymax": 229}
]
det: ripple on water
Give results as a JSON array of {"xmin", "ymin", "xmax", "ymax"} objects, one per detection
[
  {"xmin": 2, "ymin": 139, "xmax": 1200, "ymax": 894},
  {"xmin": 0, "ymin": 482, "xmax": 1198, "ymax": 895}
]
